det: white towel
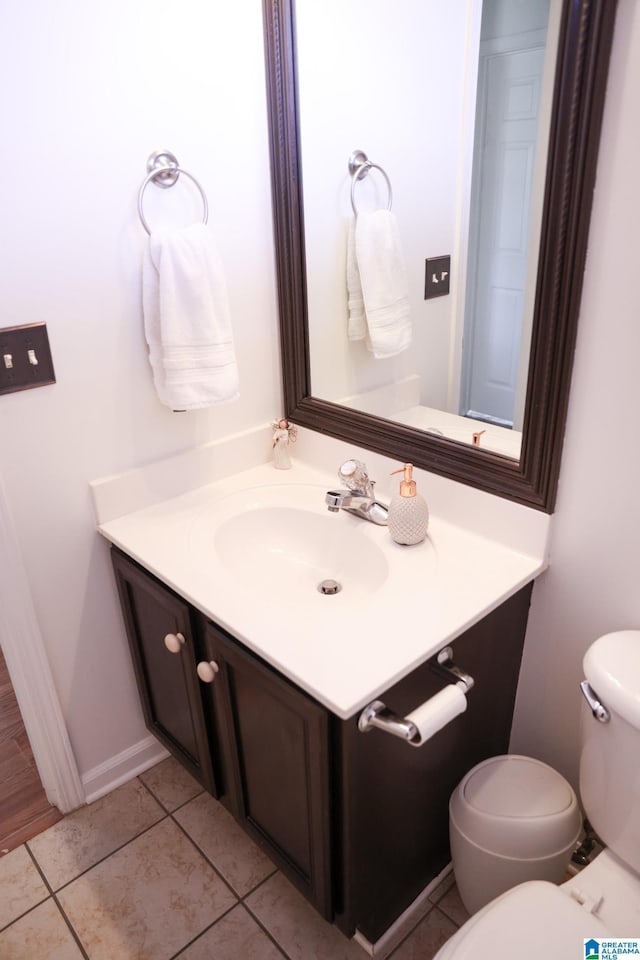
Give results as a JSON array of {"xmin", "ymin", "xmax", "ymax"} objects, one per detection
[
  {"xmin": 142, "ymin": 223, "xmax": 239, "ymax": 410},
  {"xmin": 346, "ymin": 218, "xmax": 368, "ymax": 344},
  {"xmin": 347, "ymin": 210, "xmax": 411, "ymax": 359}
]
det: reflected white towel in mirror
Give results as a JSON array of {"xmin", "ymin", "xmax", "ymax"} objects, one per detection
[{"xmin": 347, "ymin": 210, "xmax": 411, "ymax": 359}]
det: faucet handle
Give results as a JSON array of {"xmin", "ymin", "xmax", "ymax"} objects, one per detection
[{"xmin": 338, "ymin": 458, "xmax": 370, "ymax": 492}]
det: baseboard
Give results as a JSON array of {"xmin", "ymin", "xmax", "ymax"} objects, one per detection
[
  {"xmin": 353, "ymin": 863, "xmax": 454, "ymax": 959},
  {"xmin": 81, "ymin": 735, "xmax": 169, "ymax": 805}
]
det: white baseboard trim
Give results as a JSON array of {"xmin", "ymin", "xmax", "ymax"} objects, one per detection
[
  {"xmin": 82, "ymin": 735, "xmax": 169, "ymax": 805},
  {"xmin": 353, "ymin": 862, "xmax": 454, "ymax": 959}
]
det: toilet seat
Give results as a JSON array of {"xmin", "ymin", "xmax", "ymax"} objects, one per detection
[{"xmin": 434, "ymin": 881, "xmax": 608, "ymax": 959}]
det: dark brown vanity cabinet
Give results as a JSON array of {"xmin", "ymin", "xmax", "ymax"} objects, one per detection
[
  {"xmin": 111, "ymin": 550, "xmax": 216, "ymax": 794},
  {"xmin": 112, "ymin": 548, "xmax": 333, "ymax": 916},
  {"xmin": 333, "ymin": 585, "xmax": 532, "ymax": 941},
  {"xmin": 203, "ymin": 621, "xmax": 333, "ymax": 917},
  {"xmin": 111, "ymin": 546, "xmax": 532, "ymax": 943}
]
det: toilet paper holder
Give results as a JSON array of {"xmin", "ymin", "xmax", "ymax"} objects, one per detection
[{"xmin": 357, "ymin": 646, "xmax": 474, "ymax": 746}]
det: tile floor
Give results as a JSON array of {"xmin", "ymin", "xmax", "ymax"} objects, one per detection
[{"xmin": 0, "ymin": 756, "xmax": 469, "ymax": 960}]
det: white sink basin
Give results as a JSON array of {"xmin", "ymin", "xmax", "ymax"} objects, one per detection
[
  {"xmin": 214, "ymin": 504, "xmax": 389, "ymax": 598},
  {"xmin": 97, "ymin": 460, "xmax": 547, "ymax": 718}
]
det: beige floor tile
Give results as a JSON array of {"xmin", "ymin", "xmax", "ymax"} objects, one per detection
[
  {"xmin": 0, "ymin": 898, "xmax": 84, "ymax": 959},
  {"xmin": 174, "ymin": 792, "xmax": 275, "ymax": 896},
  {"xmin": 391, "ymin": 907, "xmax": 458, "ymax": 960},
  {"xmin": 435, "ymin": 883, "xmax": 470, "ymax": 927},
  {"xmin": 246, "ymin": 871, "xmax": 365, "ymax": 960},
  {"xmin": 178, "ymin": 904, "xmax": 285, "ymax": 960},
  {"xmin": 27, "ymin": 777, "xmax": 164, "ymax": 890},
  {"xmin": 0, "ymin": 844, "xmax": 49, "ymax": 930},
  {"xmin": 58, "ymin": 817, "xmax": 237, "ymax": 960},
  {"xmin": 139, "ymin": 757, "xmax": 203, "ymax": 812}
]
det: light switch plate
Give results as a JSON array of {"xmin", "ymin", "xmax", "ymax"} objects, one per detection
[
  {"xmin": 424, "ymin": 256, "xmax": 451, "ymax": 299},
  {"xmin": 0, "ymin": 323, "xmax": 56, "ymax": 395}
]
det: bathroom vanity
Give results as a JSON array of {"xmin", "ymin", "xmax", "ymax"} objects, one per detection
[{"xmin": 99, "ymin": 458, "xmax": 545, "ymax": 943}]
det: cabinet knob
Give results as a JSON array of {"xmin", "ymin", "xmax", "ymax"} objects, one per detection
[
  {"xmin": 164, "ymin": 632, "xmax": 186, "ymax": 654},
  {"xmin": 197, "ymin": 660, "xmax": 220, "ymax": 683}
]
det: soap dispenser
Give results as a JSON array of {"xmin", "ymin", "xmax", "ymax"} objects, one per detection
[{"xmin": 388, "ymin": 463, "xmax": 429, "ymax": 545}]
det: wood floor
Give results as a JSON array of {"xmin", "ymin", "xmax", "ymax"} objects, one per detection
[{"xmin": 0, "ymin": 647, "xmax": 62, "ymax": 854}]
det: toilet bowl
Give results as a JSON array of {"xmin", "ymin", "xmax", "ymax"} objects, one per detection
[
  {"xmin": 433, "ymin": 849, "xmax": 640, "ymax": 959},
  {"xmin": 433, "ymin": 630, "xmax": 640, "ymax": 959}
]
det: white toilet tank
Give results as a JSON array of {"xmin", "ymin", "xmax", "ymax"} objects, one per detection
[{"xmin": 579, "ymin": 630, "xmax": 640, "ymax": 874}]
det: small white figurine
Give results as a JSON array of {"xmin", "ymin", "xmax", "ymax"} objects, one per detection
[{"xmin": 271, "ymin": 418, "xmax": 297, "ymax": 470}]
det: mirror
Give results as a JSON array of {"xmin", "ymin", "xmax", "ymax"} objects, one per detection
[
  {"xmin": 263, "ymin": 0, "xmax": 617, "ymax": 511},
  {"xmin": 297, "ymin": 0, "xmax": 561, "ymax": 463}
]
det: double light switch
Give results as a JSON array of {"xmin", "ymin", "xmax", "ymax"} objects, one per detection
[{"xmin": 0, "ymin": 323, "xmax": 56, "ymax": 395}]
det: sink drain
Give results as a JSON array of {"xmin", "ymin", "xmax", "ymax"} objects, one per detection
[{"xmin": 318, "ymin": 578, "xmax": 342, "ymax": 595}]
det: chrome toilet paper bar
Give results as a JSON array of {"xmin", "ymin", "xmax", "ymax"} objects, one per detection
[
  {"xmin": 357, "ymin": 646, "xmax": 475, "ymax": 747},
  {"xmin": 358, "ymin": 700, "xmax": 420, "ymax": 742}
]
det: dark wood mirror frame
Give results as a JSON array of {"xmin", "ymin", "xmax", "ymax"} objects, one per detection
[{"xmin": 263, "ymin": 0, "xmax": 618, "ymax": 512}]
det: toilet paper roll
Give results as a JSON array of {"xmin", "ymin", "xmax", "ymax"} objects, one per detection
[{"xmin": 406, "ymin": 683, "xmax": 467, "ymax": 747}]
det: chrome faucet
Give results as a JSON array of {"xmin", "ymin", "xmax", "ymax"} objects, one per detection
[{"xmin": 325, "ymin": 459, "xmax": 389, "ymax": 525}]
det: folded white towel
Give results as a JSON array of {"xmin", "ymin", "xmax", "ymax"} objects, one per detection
[
  {"xmin": 347, "ymin": 218, "xmax": 368, "ymax": 344},
  {"xmin": 347, "ymin": 210, "xmax": 411, "ymax": 359},
  {"xmin": 142, "ymin": 223, "xmax": 239, "ymax": 410}
]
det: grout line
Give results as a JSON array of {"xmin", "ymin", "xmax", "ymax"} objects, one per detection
[
  {"xmin": 136, "ymin": 771, "xmax": 173, "ymax": 813},
  {"xmin": 168, "ymin": 805, "xmax": 242, "ymax": 901},
  {"xmin": 241, "ymin": 897, "xmax": 295, "ymax": 960},
  {"xmin": 160, "ymin": 784, "xmax": 277, "ymax": 903},
  {"xmin": 167, "ymin": 902, "xmax": 291, "ymax": 960},
  {"xmin": 23, "ymin": 845, "xmax": 90, "ymax": 960},
  {"xmin": 0, "ymin": 847, "xmax": 51, "ymax": 934},
  {"xmin": 49, "ymin": 896, "xmax": 92, "ymax": 960},
  {"xmin": 23, "ymin": 842, "xmax": 54, "ymax": 894},
  {"xmin": 167, "ymin": 902, "xmax": 241, "ymax": 960},
  {"xmin": 163, "ymin": 797, "xmax": 290, "ymax": 960},
  {"xmin": 25, "ymin": 810, "xmax": 170, "ymax": 895},
  {"xmin": 385, "ymin": 905, "xmax": 455, "ymax": 960},
  {"xmin": 0, "ymin": 892, "xmax": 50, "ymax": 935},
  {"xmin": 136, "ymin": 769, "xmax": 205, "ymax": 816}
]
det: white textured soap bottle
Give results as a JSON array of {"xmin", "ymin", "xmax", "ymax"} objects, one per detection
[{"xmin": 388, "ymin": 463, "xmax": 429, "ymax": 545}]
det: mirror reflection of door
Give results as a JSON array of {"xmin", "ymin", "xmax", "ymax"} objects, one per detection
[{"xmin": 461, "ymin": 0, "xmax": 551, "ymax": 429}]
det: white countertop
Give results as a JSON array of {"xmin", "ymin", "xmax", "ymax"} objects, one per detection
[{"xmin": 96, "ymin": 459, "xmax": 546, "ymax": 720}]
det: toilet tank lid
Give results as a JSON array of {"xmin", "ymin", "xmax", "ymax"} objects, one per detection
[{"xmin": 583, "ymin": 631, "xmax": 640, "ymax": 730}]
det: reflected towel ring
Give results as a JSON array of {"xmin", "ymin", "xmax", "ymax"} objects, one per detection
[
  {"xmin": 348, "ymin": 150, "xmax": 393, "ymax": 216},
  {"xmin": 137, "ymin": 150, "xmax": 209, "ymax": 235}
]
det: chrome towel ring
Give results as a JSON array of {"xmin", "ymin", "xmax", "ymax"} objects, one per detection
[
  {"xmin": 349, "ymin": 149, "xmax": 393, "ymax": 216},
  {"xmin": 137, "ymin": 149, "xmax": 209, "ymax": 235}
]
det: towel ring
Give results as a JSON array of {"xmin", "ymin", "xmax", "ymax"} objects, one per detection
[
  {"xmin": 348, "ymin": 150, "xmax": 393, "ymax": 216},
  {"xmin": 137, "ymin": 150, "xmax": 209, "ymax": 236}
]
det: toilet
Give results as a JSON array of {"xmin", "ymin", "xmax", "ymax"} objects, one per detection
[{"xmin": 433, "ymin": 630, "xmax": 640, "ymax": 959}]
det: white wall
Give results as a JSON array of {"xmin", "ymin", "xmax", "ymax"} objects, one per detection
[
  {"xmin": 0, "ymin": 0, "xmax": 281, "ymax": 782},
  {"xmin": 511, "ymin": 0, "xmax": 640, "ymax": 790},
  {"xmin": 1, "ymin": 0, "xmax": 637, "ymax": 805}
]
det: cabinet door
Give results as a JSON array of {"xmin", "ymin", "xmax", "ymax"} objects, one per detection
[
  {"xmin": 204, "ymin": 621, "xmax": 333, "ymax": 919},
  {"xmin": 111, "ymin": 549, "xmax": 216, "ymax": 793}
]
